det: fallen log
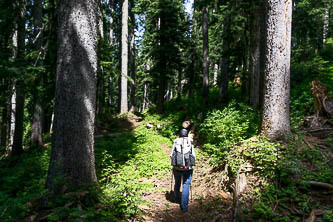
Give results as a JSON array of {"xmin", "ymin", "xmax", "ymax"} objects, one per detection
[
  {"xmin": 303, "ymin": 180, "xmax": 333, "ymax": 190},
  {"xmin": 94, "ymin": 133, "xmax": 123, "ymax": 138}
]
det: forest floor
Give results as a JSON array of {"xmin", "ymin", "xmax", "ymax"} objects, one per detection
[
  {"xmin": 113, "ymin": 114, "xmax": 235, "ymax": 221},
  {"xmin": 119, "ymin": 114, "xmax": 333, "ymax": 222},
  {"xmin": 136, "ymin": 144, "xmax": 234, "ymax": 222}
]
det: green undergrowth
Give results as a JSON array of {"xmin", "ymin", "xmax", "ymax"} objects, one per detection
[
  {"xmin": 0, "ymin": 149, "xmax": 50, "ymax": 222},
  {"xmin": 93, "ymin": 123, "xmax": 173, "ymax": 219},
  {"xmin": 0, "ymin": 120, "xmax": 174, "ymax": 221},
  {"xmin": 251, "ymin": 133, "xmax": 333, "ymax": 221}
]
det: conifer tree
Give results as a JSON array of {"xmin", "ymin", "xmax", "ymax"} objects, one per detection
[
  {"xmin": 260, "ymin": 0, "xmax": 292, "ymax": 140},
  {"xmin": 46, "ymin": 0, "xmax": 98, "ymax": 192}
]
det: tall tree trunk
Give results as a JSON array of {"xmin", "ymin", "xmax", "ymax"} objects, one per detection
[
  {"xmin": 46, "ymin": 0, "xmax": 98, "ymax": 193},
  {"xmin": 1, "ymin": 102, "xmax": 8, "ymax": 148},
  {"xmin": 31, "ymin": 95, "xmax": 44, "ymax": 149},
  {"xmin": 96, "ymin": 0, "xmax": 105, "ymax": 116},
  {"xmin": 129, "ymin": 0, "xmax": 135, "ymax": 113},
  {"xmin": 120, "ymin": 0, "xmax": 128, "ymax": 114},
  {"xmin": 12, "ymin": 82, "xmax": 25, "ymax": 155},
  {"xmin": 248, "ymin": 5, "xmax": 261, "ymax": 109},
  {"xmin": 31, "ymin": 0, "xmax": 44, "ymax": 149},
  {"xmin": 259, "ymin": 3, "xmax": 267, "ymax": 109},
  {"xmin": 260, "ymin": 0, "xmax": 292, "ymax": 140},
  {"xmin": 218, "ymin": 11, "xmax": 230, "ymax": 104},
  {"xmin": 12, "ymin": 0, "xmax": 27, "ymax": 155},
  {"xmin": 213, "ymin": 64, "xmax": 218, "ymax": 87},
  {"xmin": 33, "ymin": 0, "xmax": 43, "ymax": 49},
  {"xmin": 323, "ymin": 1, "xmax": 329, "ymax": 43},
  {"xmin": 250, "ymin": 3, "xmax": 266, "ymax": 109},
  {"xmin": 8, "ymin": 85, "xmax": 16, "ymax": 153},
  {"xmin": 177, "ymin": 67, "xmax": 182, "ymax": 99},
  {"xmin": 218, "ymin": 52, "xmax": 229, "ymax": 103},
  {"xmin": 108, "ymin": 76, "xmax": 112, "ymax": 106},
  {"xmin": 202, "ymin": 5, "xmax": 209, "ymax": 104},
  {"xmin": 142, "ymin": 82, "xmax": 148, "ymax": 111},
  {"xmin": 109, "ymin": 0, "xmax": 114, "ymax": 45},
  {"xmin": 189, "ymin": 0, "xmax": 198, "ymax": 98}
]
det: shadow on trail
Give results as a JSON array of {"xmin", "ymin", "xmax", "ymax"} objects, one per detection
[
  {"xmin": 143, "ymin": 194, "xmax": 234, "ymax": 222},
  {"xmin": 94, "ymin": 132, "xmax": 138, "ymax": 180}
]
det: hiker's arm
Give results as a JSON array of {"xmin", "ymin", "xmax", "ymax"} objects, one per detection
[
  {"xmin": 191, "ymin": 143, "xmax": 195, "ymax": 157},
  {"xmin": 170, "ymin": 142, "xmax": 176, "ymax": 157}
]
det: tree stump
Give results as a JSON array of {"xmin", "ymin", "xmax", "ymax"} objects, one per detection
[{"xmin": 310, "ymin": 80, "xmax": 333, "ymax": 118}]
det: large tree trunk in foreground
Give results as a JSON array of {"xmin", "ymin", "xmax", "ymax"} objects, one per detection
[
  {"xmin": 46, "ymin": 0, "xmax": 98, "ymax": 193},
  {"xmin": 120, "ymin": 0, "xmax": 128, "ymax": 114},
  {"xmin": 260, "ymin": 0, "xmax": 292, "ymax": 140}
]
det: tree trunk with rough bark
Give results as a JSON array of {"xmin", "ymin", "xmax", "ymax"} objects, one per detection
[
  {"xmin": 202, "ymin": 5, "xmax": 209, "ymax": 104},
  {"xmin": 0, "ymin": 103, "xmax": 8, "ymax": 148},
  {"xmin": 31, "ymin": 0, "xmax": 44, "ymax": 149},
  {"xmin": 96, "ymin": 0, "xmax": 105, "ymax": 116},
  {"xmin": 129, "ymin": 0, "xmax": 135, "ymax": 113},
  {"xmin": 12, "ymin": 82, "xmax": 25, "ymax": 155},
  {"xmin": 260, "ymin": 0, "xmax": 292, "ymax": 140},
  {"xmin": 31, "ymin": 95, "xmax": 44, "ymax": 149},
  {"xmin": 12, "ymin": 0, "xmax": 27, "ymax": 155},
  {"xmin": 218, "ymin": 11, "xmax": 230, "ymax": 104},
  {"xmin": 46, "ymin": 0, "xmax": 98, "ymax": 193},
  {"xmin": 248, "ymin": 4, "xmax": 263, "ymax": 109},
  {"xmin": 323, "ymin": 1, "xmax": 329, "ymax": 43},
  {"xmin": 120, "ymin": 0, "xmax": 128, "ymax": 114},
  {"xmin": 8, "ymin": 85, "xmax": 16, "ymax": 153}
]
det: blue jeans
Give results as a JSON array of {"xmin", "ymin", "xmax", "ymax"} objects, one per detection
[{"xmin": 173, "ymin": 169, "xmax": 193, "ymax": 212}]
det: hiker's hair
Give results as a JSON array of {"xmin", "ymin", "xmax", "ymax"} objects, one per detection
[{"xmin": 179, "ymin": 128, "xmax": 188, "ymax": 137}]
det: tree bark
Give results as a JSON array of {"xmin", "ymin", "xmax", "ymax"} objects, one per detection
[
  {"xmin": 12, "ymin": 0, "xmax": 27, "ymax": 155},
  {"xmin": 31, "ymin": 0, "xmax": 44, "ymax": 149},
  {"xmin": 8, "ymin": 85, "xmax": 16, "ymax": 153},
  {"xmin": 202, "ymin": 5, "xmax": 209, "ymax": 104},
  {"xmin": 323, "ymin": 1, "xmax": 329, "ymax": 43},
  {"xmin": 108, "ymin": 76, "xmax": 112, "ymax": 106},
  {"xmin": 218, "ymin": 11, "xmax": 231, "ymax": 104},
  {"xmin": 129, "ymin": 0, "xmax": 135, "ymax": 113},
  {"xmin": 248, "ymin": 4, "xmax": 262, "ymax": 109},
  {"xmin": 96, "ymin": 0, "xmax": 105, "ymax": 116},
  {"xmin": 213, "ymin": 64, "xmax": 218, "ymax": 87},
  {"xmin": 31, "ymin": 95, "xmax": 44, "ymax": 149},
  {"xmin": 12, "ymin": 82, "xmax": 25, "ymax": 155},
  {"xmin": 177, "ymin": 67, "xmax": 182, "ymax": 99},
  {"xmin": 120, "ymin": 0, "xmax": 128, "ymax": 114},
  {"xmin": 1, "ymin": 101, "xmax": 8, "ymax": 148},
  {"xmin": 260, "ymin": 0, "xmax": 292, "ymax": 140},
  {"xmin": 46, "ymin": 0, "xmax": 98, "ymax": 193}
]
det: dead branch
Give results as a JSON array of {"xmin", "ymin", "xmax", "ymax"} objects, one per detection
[
  {"xmin": 303, "ymin": 180, "xmax": 333, "ymax": 190},
  {"xmin": 94, "ymin": 133, "xmax": 123, "ymax": 138}
]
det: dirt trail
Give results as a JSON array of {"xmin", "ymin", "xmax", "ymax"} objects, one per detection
[{"xmin": 136, "ymin": 144, "xmax": 234, "ymax": 222}]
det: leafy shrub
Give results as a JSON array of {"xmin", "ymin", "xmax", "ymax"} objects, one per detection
[
  {"xmin": 227, "ymin": 136, "xmax": 280, "ymax": 177},
  {"xmin": 323, "ymin": 210, "xmax": 333, "ymax": 222},
  {"xmin": 199, "ymin": 101, "xmax": 259, "ymax": 162}
]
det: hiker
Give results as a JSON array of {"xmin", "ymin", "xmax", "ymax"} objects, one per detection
[{"xmin": 170, "ymin": 128, "xmax": 195, "ymax": 213}]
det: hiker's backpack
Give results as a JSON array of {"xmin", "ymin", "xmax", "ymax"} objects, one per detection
[{"xmin": 171, "ymin": 137, "xmax": 195, "ymax": 169}]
